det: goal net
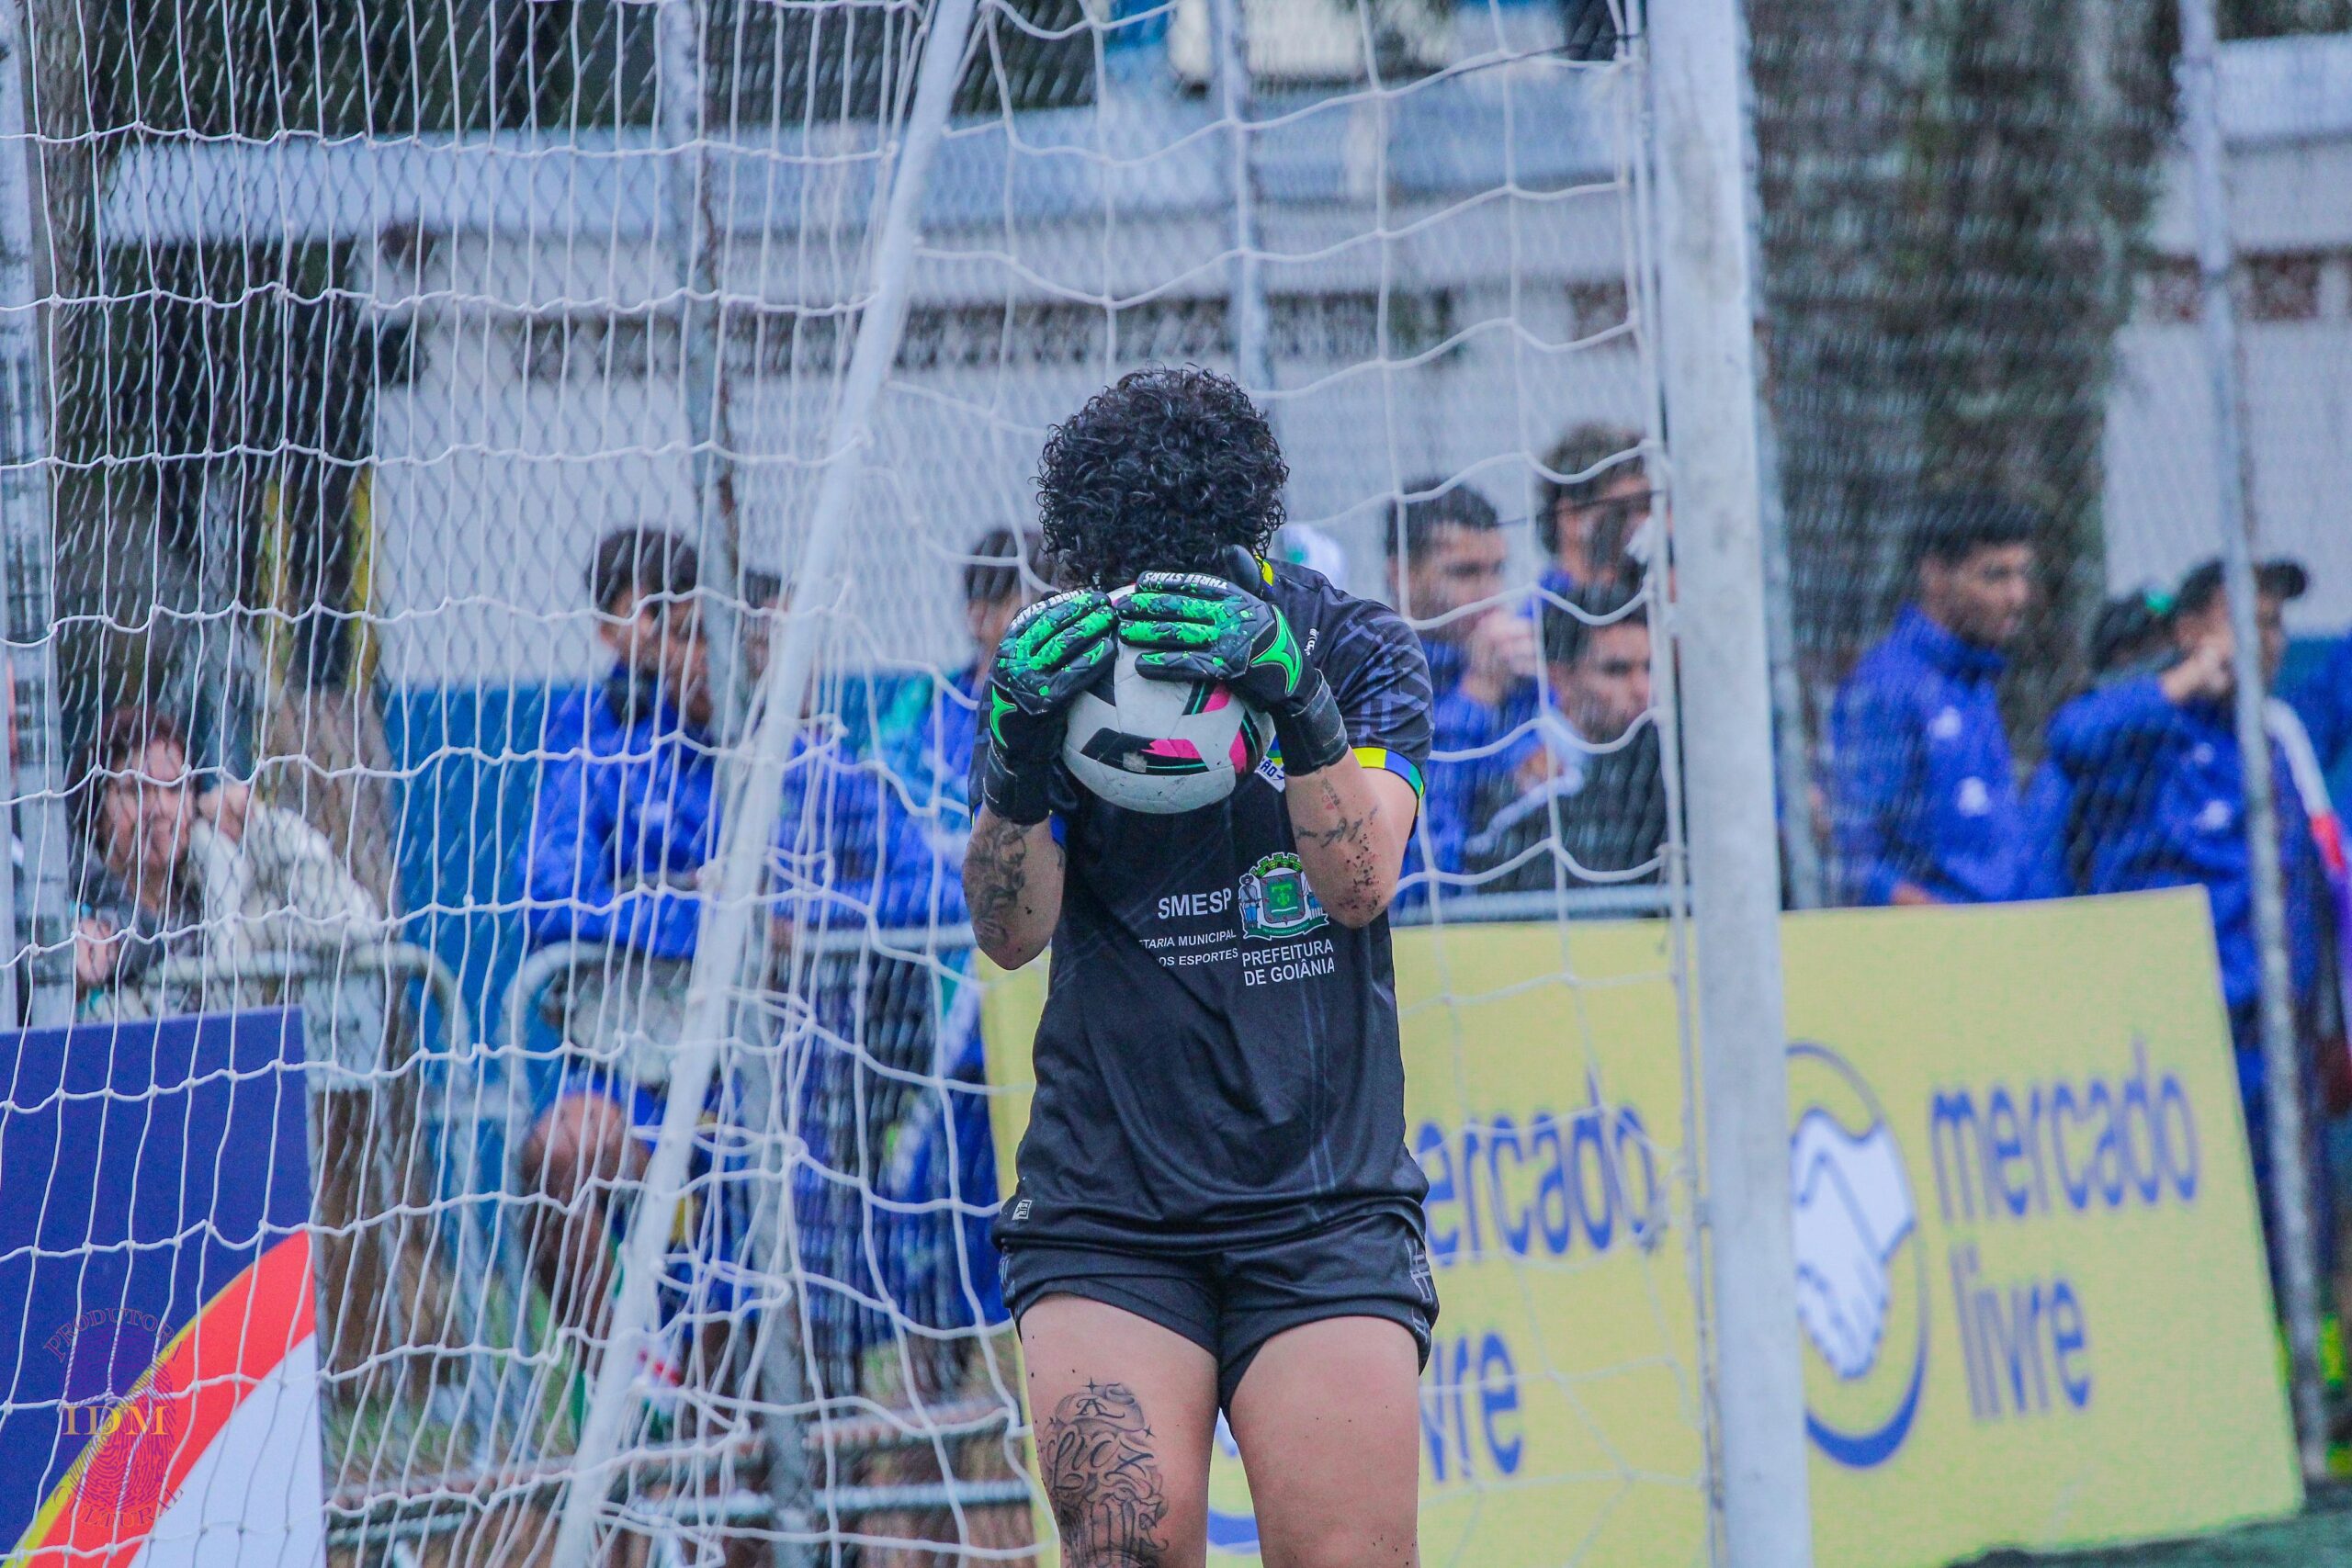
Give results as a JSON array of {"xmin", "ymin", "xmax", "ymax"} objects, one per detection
[{"xmin": 0, "ymin": 0, "xmax": 1717, "ymax": 1561}]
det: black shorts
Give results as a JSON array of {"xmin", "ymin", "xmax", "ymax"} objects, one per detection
[{"xmin": 998, "ymin": 1205, "xmax": 1438, "ymax": 1412}]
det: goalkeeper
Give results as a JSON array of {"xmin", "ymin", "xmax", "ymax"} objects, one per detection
[{"xmin": 966, "ymin": 367, "xmax": 1435, "ymax": 1566}]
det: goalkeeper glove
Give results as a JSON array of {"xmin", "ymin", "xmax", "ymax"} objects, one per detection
[
  {"xmin": 1117, "ymin": 563, "xmax": 1351, "ymax": 776},
  {"xmin": 980, "ymin": 588, "xmax": 1116, "ymax": 824}
]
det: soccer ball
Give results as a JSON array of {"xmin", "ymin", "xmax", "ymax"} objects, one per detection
[{"xmin": 1062, "ymin": 641, "xmax": 1272, "ymax": 814}]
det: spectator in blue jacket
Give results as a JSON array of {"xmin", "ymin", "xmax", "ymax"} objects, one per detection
[
  {"xmin": 513, "ymin": 529, "xmax": 894, "ymax": 1345},
  {"xmin": 2039, "ymin": 557, "xmax": 2327, "ymax": 1281},
  {"xmin": 521, "ymin": 527, "xmax": 718, "ymax": 964},
  {"xmin": 1386, "ymin": 478, "xmax": 1532, "ymax": 897},
  {"xmin": 846, "ymin": 527, "xmax": 1041, "ymax": 1343},
  {"xmin": 514, "ymin": 526, "xmax": 726, "ymax": 1334},
  {"xmin": 866, "ymin": 525, "xmax": 1046, "ymax": 931},
  {"xmin": 1828, "ymin": 495, "xmax": 2039, "ymax": 906},
  {"xmin": 1464, "ymin": 588, "xmax": 1666, "ymax": 893},
  {"xmin": 2018, "ymin": 587, "xmax": 2177, "ymax": 899},
  {"xmin": 2044, "ymin": 558, "xmax": 2324, "ymax": 1021},
  {"xmin": 1537, "ymin": 423, "xmax": 1651, "ymax": 606},
  {"xmin": 2290, "ymin": 627, "xmax": 2352, "ymax": 788}
]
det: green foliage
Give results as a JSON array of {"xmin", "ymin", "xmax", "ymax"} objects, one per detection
[
  {"xmin": 1751, "ymin": 0, "xmax": 2175, "ymax": 736},
  {"xmin": 2223, "ymin": 0, "xmax": 2352, "ymax": 37},
  {"xmin": 1756, "ymin": 0, "xmax": 2352, "ymax": 739},
  {"xmin": 64, "ymin": 0, "xmax": 1092, "ymax": 141}
]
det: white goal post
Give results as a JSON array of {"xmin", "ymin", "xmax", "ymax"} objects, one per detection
[{"xmin": 1646, "ymin": 0, "xmax": 1813, "ymax": 1561}]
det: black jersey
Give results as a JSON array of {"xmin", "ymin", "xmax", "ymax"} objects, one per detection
[{"xmin": 993, "ymin": 560, "xmax": 1434, "ymax": 1253}]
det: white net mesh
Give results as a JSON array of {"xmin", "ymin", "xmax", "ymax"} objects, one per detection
[{"xmin": 2, "ymin": 0, "xmax": 1713, "ymax": 1562}]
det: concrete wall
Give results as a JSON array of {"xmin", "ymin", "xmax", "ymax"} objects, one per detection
[
  {"xmin": 100, "ymin": 30, "xmax": 2352, "ymax": 689},
  {"xmin": 2109, "ymin": 93, "xmax": 2352, "ymax": 630}
]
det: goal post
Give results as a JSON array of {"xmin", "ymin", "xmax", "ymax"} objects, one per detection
[
  {"xmin": 1647, "ymin": 0, "xmax": 1815, "ymax": 1559},
  {"xmin": 0, "ymin": 0, "xmax": 72, "ymax": 1031}
]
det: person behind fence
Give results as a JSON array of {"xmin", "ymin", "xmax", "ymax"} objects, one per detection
[
  {"xmin": 1464, "ymin": 587, "xmax": 1666, "ymax": 894},
  {"xmin": 2018, "ymin": 586, "xmax": 2176, "ymax": 900},
  {"xmin": 73, "ymin": 704, "xmax": 397, "ymax": 1369},
  {"xmin": 73, "ymin": 705, "xmax": 388, "ymax": 1044},
  {"xmin": 1537, "ymin": 423, "xmax": 1652, "ymax": 604},
  {"xmin": 514, "ymin": 525, "xmax": 752, "ymax": 1354},
  {"xmin": 515, "ymin": 526, "xmax": 910, "ymax": 1385},
  {"xmin": 775, "ymin": 539, "xmax": 1035, "ymax": 1385},
  {"xmin": 1827, "ymin": 493, "xmax": 2038, "ymax": 907},
  {"xmin": 522, "ymin": 525, "xmax": 716, "ymax": 976},
  {"xmin": 859, "ymin": 526, "xmax": 1046, "ymax": 1343},
  {"xmin": 1386, "ymin": 477, "xmax": 1532, "ymax": 894},
  {"xmin": 867, "ymin": 525, "xmax": 1049, "ymax": 931},
  {"xmin": 2039, "ymin": 557, "xmax": 2336, "ymax": 1287}
]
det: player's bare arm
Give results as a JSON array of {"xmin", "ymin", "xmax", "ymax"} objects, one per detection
[
  {"xmin": 966, "ymin": 807, "xmax": 1062, "ymax": 966},
  {"xmin": 965, "ymin": 588, "xmax": 1113, "ymax": 966},
  {"xmin": 1281, "ymin": 761, "xmax": 1418, "ymax": 928},
  {"xmin": 1119, "ymin": 559, "xmax": 1414, "ymax": 926}
]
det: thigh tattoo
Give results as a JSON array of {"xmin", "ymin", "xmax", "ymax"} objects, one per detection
[{"xmin": 1039, "ymin": 1381, "xmax": 1170, "ymax": 1566}]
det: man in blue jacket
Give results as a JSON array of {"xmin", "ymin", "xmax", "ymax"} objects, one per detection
[
  {"xmin": 522, "ymin": 528, "xmax": 719, "ymax": 964},
  {"xmin": 1385, "ymin": 479, "xmax": 1532, "ymax": 900},
  {"xmin": 2290, "ymin": 628, "xmax": 2352, "ymax": 791},
  {"xmin": 2040, "ymin": 557, "xmax": 2326, "ymax": 1280},
  {"xmin": 2017, "ymin": 587, "xmax": 2177, "ymax": 899},
  {"xmin": 513, "ymin": 525, "xmax": 730, "ymax": 1342},
  {"xmin": 514, "ymin": 529, "xmax": 899, "ymax": 1353},
  {"xmin": 1828, "ymin": 495, "xmax": 2038, "ymax": 906}
]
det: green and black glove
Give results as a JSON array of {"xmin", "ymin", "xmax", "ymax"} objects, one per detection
[
  {"xmin": 980, "ymin": 588, "xmax": 1116, "ymax": 824},
  {"xmin": 1117, "ymin": 564, "xmax": 1351, "ymax": 776}
]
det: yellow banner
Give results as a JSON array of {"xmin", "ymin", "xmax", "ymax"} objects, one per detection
[{"xmin": 980, "ymin": 889, "xmax": 2299, "ymax": 1565}]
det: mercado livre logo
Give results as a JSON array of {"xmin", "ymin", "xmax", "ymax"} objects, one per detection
[
  {"xmin": 1788, "ymin": 1042, "xmax": 1928, "ymax": 1470},
  {"xmin": 1792, "ymin": 1032, "xmax": 2206, "ymax": 1469},
  {"xmin": 1926, "ymin": 1035, "xmax": 2197, "ymax": 1428}
]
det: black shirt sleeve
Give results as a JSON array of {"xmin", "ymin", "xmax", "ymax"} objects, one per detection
[{"xmin": 1318, "ymin": 600, "xmax": 1434, "ymax": 796}]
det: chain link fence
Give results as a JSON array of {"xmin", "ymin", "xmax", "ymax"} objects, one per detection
[
  {"xmin": 1752, "ymin": 0, "xmax": 2352, "ymax": 1472},
  {"xmin": 5, "ymin": 0, "xmax": 2352, "ymax": 1559}
]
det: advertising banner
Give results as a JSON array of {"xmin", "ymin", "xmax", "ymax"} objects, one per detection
[
  {"xmin": 1, "ymin": 1010, "xmax": 326, "ymax": 1568},
  {"xmin": 1785, "ymin": 895, "xmax": 2298, "ymax": 1564},
  {"xmin": 981, "ymin": 890, "xmax": 2299, "ymax": 1565}
]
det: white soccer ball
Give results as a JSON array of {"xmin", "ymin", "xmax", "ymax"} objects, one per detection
[{"xmin": 1062, "ymin": 640, "xmax": 1272, "ymax": 814}]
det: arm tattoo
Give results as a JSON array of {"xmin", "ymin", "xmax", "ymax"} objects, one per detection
[
  {"xmin": 967, "ymin": 814, "xmax": 1042, "ymax": 953},
  {"xmin": 1298, "ymin": 775, "xmax": 1385, "ymax": 908},
  {"xmin": 1038, "ymin": 1381, "xmax": 1169, "ymax": 1567}
]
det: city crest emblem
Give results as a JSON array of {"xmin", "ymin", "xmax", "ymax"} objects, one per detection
[{"xmin": 1239, "ymin": 852, "xmax": 1327, "ymax": 940}]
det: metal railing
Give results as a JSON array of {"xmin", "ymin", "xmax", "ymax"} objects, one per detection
[
  {"xmin": 143, "ymin": 942, "xmax": 492, "ymax": 1244},
  {"xmin": 399, "ymin": 886, "xmax": 1676, "ymax": 1562},
  {"xmin": 483, "ymin": 934, "xmax": 1031, "ymax": 1558},
  {"xmin": 133, "ymin": 941, "xmax": 546, "ymax": 1494},
  {"xmin": 1396, "ymin": 884, "xmax": 1677, "ymax": 924},
  {"xmin": 145, "ymin": 937, "xmax": 470, "ymax": 1037}
]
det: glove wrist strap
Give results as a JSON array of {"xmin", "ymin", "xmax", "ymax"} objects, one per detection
[
  {"xmin": 979, "ymin": 745, "xmax": 1055, "ymax": 827},
  {"xmin": 1272, "ymin": 676, "xmax": 1350, "ymax": 778}
]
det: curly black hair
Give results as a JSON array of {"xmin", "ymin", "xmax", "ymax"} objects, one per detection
[{"xmin": 1035, "ymin": 365, "xmax": 1288, "ymax": 590}]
